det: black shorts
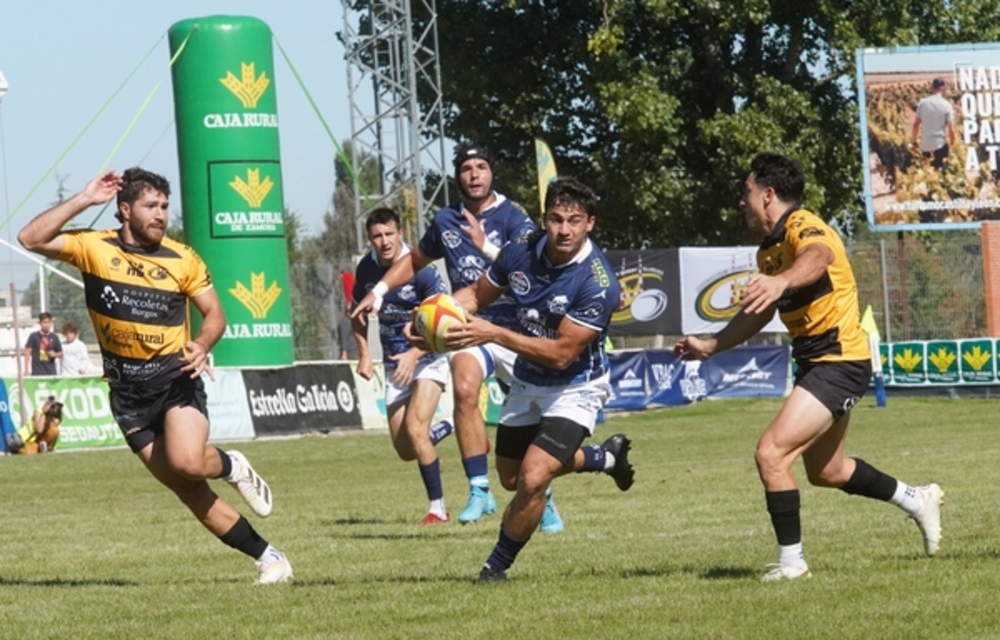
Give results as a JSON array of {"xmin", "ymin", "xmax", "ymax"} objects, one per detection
[
  {"xmin": 794, "ymin": 359, "xmax": 871, "ymax": 420},
  {"xmin": 495, "ymin": 417, "xmax": 588, "ymax": 466},
  {"xmin": 110, "ymin": 376, "xmax": 208, "ymax": 453}
]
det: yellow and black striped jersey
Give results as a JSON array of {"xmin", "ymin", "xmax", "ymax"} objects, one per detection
[
  {"xmin": 757, "ymin": 208, "xmax": 869, "ymax": 363},
  {"xmin": 57, "ymin": 229, "xmax": 213, "ymax": 392}
]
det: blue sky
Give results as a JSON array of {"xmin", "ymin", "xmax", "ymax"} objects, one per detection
[{"xmin": 0, "ymin": 1, "xmax": 353, "ymax": 291}]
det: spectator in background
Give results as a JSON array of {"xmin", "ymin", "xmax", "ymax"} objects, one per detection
[
  {"xmin": 337, "ymin": 311, "xmax": 360, "ymax": 360},
  {"xmin": 24, "ymin": 312, "xmax": 62, "ymax": 376},
  {"xmin": 60, "ymin": 321, "xmax": 97, "ymax": 375},
  {"xmin": 17, "ymin": 396, "xmax": 63, "ymax": 454},
  {"xmin": 911, "ymin": 77, "xmax": 955, "ymax": 170}
]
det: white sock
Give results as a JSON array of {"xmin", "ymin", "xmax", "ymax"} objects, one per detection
[
  {"xmin": 778, "ymin": 543, "xmax": 806, "ymax": 568},
  {"xmin": 428, "ymin": 498, "xmax": 447, "ymax": 518},
  {"xmin": 603, "ymin": 451, "xmax": 617, "ymax": 471},
  {"xmin": 889, "ymin": 481, "xmax": 922, "ymax": 515},
  {"xmin": 257, "ymin": 545, "xmax": 283, "ymax": 563}
]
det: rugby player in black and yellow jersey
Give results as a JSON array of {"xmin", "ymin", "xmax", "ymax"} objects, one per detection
[
  {"xmin": 674, "ymin": 153, "xmax": 942, "ymax": 582},
  {"xmin": 18, "ymin": 168, "xmax": 292, "ymax": 584}
]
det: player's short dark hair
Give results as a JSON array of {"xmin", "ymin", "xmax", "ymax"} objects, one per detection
[
  {"xmin": 453, "ymin": 141, "xmax": 495, "ymax": 176},
  {"xmin": 749, "ymin": 153, "xmax": 805, "ymax": 203},
  {"xmin": 38, "ymin": 312, "xmax": 53, "ymax": 321},
  {"xmin": 543, "ymin": 177, "xmax": 598, "ymax": 217},
  {"xmin": 116, "ymin": 167, "xmax": 170, "ymax": 222},
  {"xmin": 365, "ymin": 207, "xmax": 401, "ymax": 233}
]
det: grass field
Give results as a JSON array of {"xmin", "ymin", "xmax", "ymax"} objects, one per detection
[{"xmin": 1, "ymin": 396, "xmax": 999, "ymax": 639}]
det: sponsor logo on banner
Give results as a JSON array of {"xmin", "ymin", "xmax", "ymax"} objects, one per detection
[
  {"xmin": 678, "ymin": 362, "xmax": 708, "ymax": 401},
  {"xmin": 695, "ymin": 269, "xmax": 755, "ymax": 322},
  {"xmin": 720, "ymin": 358, "xmax": 774, "ymax": 387},
  {"xmin": 226, "ymin": 273, "xmax": 291, "ymax": 340},
  {"xmin": 241, "ymin": 364, "xmax": 362, "ymax": 434},
  {"xmin": 612, "ymin": 253, "xmax": 667, "ymax": 323},
  {"xmin": 203, "ymin": 62, "xmax": 279, "ymax": 128},
  {"xmin": 209, "ymin": 162, "xmax": 285, "ymax": 238}
]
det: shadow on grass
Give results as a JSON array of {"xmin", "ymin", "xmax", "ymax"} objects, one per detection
[
  {"xmin": 618, "ymin": 565, "xmax": 756, "ymax": 580},
  {"xmin": 699, "ymin": 566, "xmax": 757, "ymax": 580},
  {"xmin": 291, "ymin": 574, "xmax": 480, "ymax": 587},
  {"xmin": 0, "ymin": 576, "xmax": 137, "ymax": 587},
  {"xmin": 327, "ymin": 517, "xmax": 386, "ymax": 525}
]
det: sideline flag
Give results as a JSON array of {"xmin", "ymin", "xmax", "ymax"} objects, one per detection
[
  {"xmin": 860, "ymin": 305, "xmax": 887, "ymax": 407},
  {"xmin": 534, "ymin": 138, "xmax": 558, "ymax": 215}
]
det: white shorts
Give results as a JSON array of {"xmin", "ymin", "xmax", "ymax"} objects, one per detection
[
  {"xmin": 499, "ymin": 374, "xmax": 611, "ymax": 435},
  {"xmin": 385, "ymin": 355, "xmax": 450, "ymax": 408},
  {"xmin": 449, "ymin": 342, "xmax": 516, "ymax": 385}
]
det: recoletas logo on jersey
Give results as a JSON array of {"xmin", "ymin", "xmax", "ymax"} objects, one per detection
[
  {"xmin": 220, "ymin": 62, "xmax": 269, "ymax": 109},
  {"xmin": 230, "ymin": 272, "xmax": 282, "ymax": 320}
]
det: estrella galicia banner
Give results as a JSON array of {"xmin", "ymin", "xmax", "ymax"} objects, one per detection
[
  {"xmin": 606, "ymin": 351, "xmax": 653, "ymax": 410},
  {"xmin": 606, "ymin": 249, "xmax": 679, "ymax": 336},
  {"xmin": 241, "ymin": 363, "xmax": 361, "ymax": 435}
]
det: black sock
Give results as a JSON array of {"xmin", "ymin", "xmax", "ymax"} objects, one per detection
[
  {"xmin": 840, "ymin": 457, "xmax": 897, "ymax": 501},
  {"xmin": 219, "ymin": 516, "xmax": 268, "ymax": 559},
  {"xmin": 765, "ymin": 489, "xmax": 801, "ymax": 546},
  {"xmin": 215, "ymin": 447, "xmax": 232, "ymax": 480},
  {"xmin": 483, "ymin": 526, "xmax": 528, "ymax": 572}
]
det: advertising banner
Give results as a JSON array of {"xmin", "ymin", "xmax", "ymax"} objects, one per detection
[
  {"xmin": 696, "ymin": 345, "xmax": 790, "ymax": 398},
  {"xmin": 169, "ymin": 16, "xmax": 294, "ymax": 366},
  {"xmin": 0, "ymin": 378, "xmax": 18, "ymax": 453},
  {"xmin": 607, "ymin": 249, "xmax": 679, "ymax": 336},
  {"xmin": 857, "ymin": 43, "xmax": 1000, "ymax": 230},
  {"xmin": 241, "ymin": 363, "xmax": 362, "ymax": 435},
  {"xmin": 204, "ymin": 369, "xmax": 255, "ymax": 441},
  {"xmin": 1, "ymin": 376, "xmax": 124, "ymax": 450},
  {"xmin": 646, "ymin": 349, "xmax": 698, "ymax": 406},
  {"xmin": 882, "ymin": 338, "xmax": 998, "ymax": 385},
  {"xmin": 677, "ymin": 247, "xmax": 784, "ymax": 334},
  {"xmin": 607, "ymin": 351, "xmax": 652, "ymax": 410}
]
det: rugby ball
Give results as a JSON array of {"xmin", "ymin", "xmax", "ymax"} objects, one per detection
[{"xmin": 414, "ymin": 293, "xmax": 467, "ymax": 353}]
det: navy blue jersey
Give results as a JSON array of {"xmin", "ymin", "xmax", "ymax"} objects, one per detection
[
  {"xmin": 419, "ymin": 193, "xmax": 536, "ymax": 332},
  {"xmin": 486, "ymin": 231, "xmax": 620, "ymax": 386},
  {"xmin": 352, "ymin": 248, "xmax": 448, "ymax": 371}
]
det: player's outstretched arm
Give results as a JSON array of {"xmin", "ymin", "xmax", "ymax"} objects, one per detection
[
  {"xmin": 18, "ymin": 170, "xmax": 123, "ymax": 259},
  {"xmin": 675, "ymin": 307, "xmax": 775, "ymax": 361},
  {"xmin": 351, "ymin": 245, "xmax": 430, "ymax": 321}
]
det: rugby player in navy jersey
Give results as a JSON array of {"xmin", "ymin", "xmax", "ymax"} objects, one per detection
[
  {"xmin": 18, "ymin": 168, "xmax": 291, "ymax": 584},
  {"xmin": 351, "ymin": 207, "xmax": 456, "ymax": 524},
  {"xmin": 432, "ymin": 177, "xmax": 635, "ymax": 582},
  {"xmin": 353, "ymin": 142, "xmax": 565, "ymax": 532},
  {"xmin": 675, "ymin": 153, "xmax": 943, "ymax": 581}
]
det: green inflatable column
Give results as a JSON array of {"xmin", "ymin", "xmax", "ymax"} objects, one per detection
[{"xmin": 168, "ymin": 16, "xmax": 294, "ymax": 366}]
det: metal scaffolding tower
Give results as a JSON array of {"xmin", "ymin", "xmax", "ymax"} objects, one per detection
[{"xmin": 341, "ymin": 0, "xmax": 449, "ymax": 249}]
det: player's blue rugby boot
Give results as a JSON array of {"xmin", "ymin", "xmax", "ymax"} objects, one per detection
[
  {"xmin": 458, "ymin": 486, "xmax": 497, "ymax": 524},
  {"xmin": 539, "ymin": 491, "xmax": 564, "ymax": 534}
]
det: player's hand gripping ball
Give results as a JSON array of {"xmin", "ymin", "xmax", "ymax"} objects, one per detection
[{"xmin": 414, "ymin": 293, "xmax": 467, "ymax": 353}]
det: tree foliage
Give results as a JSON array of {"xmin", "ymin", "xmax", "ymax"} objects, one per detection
[{"xmin": 410, "ymin": 0, "xmax": 1000, "ymax": 248}]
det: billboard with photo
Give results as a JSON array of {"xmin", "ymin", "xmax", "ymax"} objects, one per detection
[{"xmin": 857, "ymin": 43, "xmax": 1000, "ymax": 231}]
